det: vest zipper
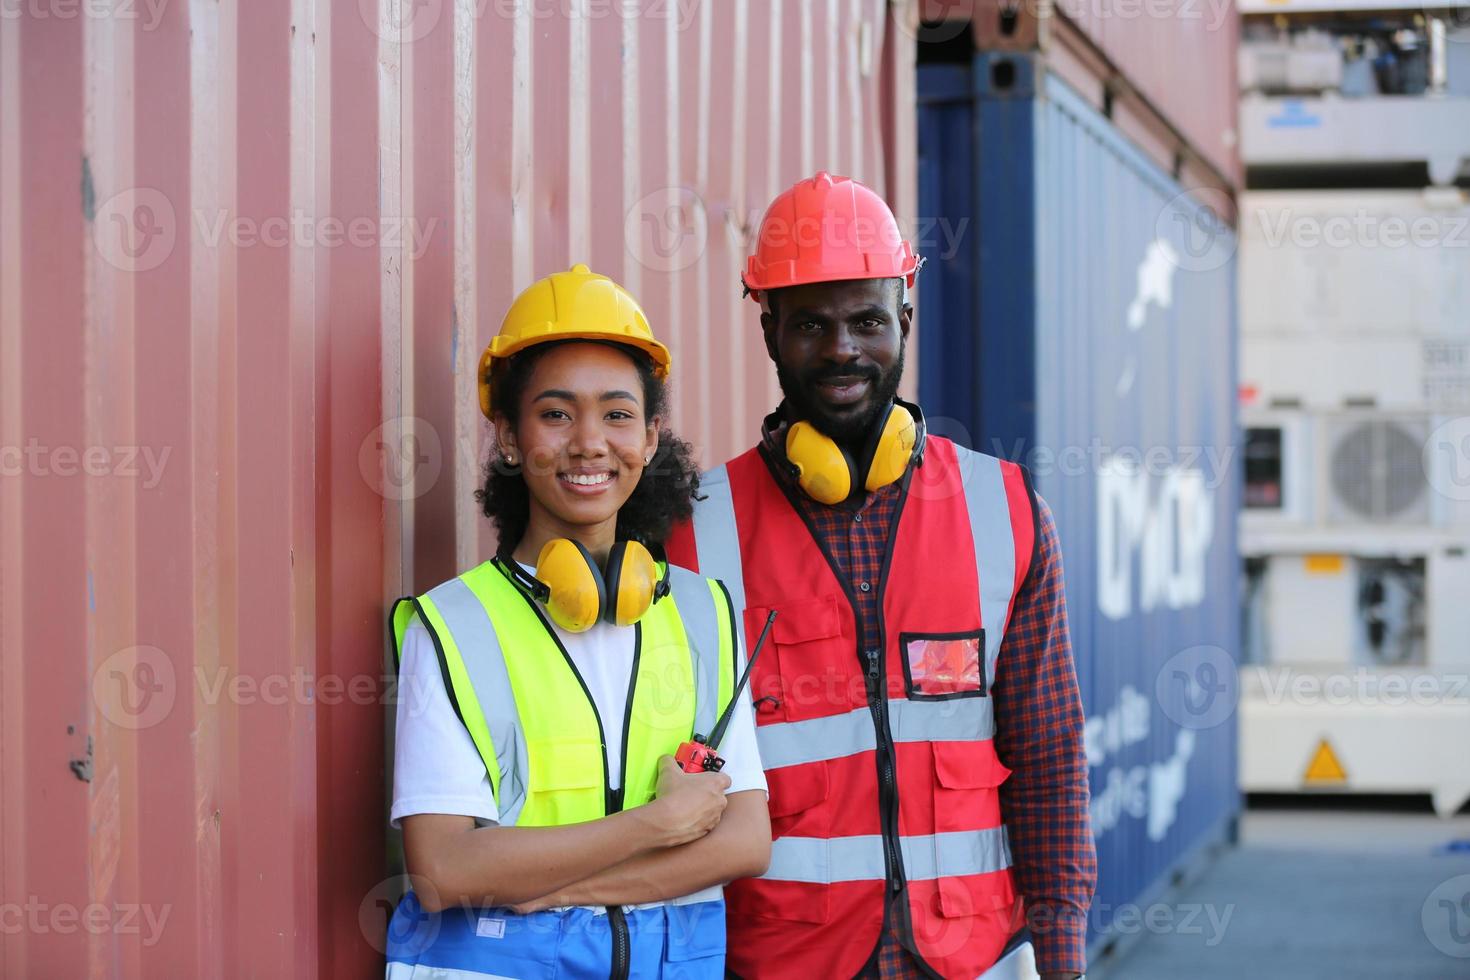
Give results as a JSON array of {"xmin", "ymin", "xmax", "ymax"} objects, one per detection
[
  {"xmin": 612, "ymin": 624, "xmax": 642, "ymax": 816},
  {"xmin": 607, "ymin": 905, "xmax": 631, "ymax": 980},
  {"xmin": 869, "ymin": 641, "xmax": 906, "ymax": 908},
  {"xmin": 606, "ymin": 628, "xmax": 641, "ymax": 979},
  {"xmin": 870, "ymin": 472, "xmax": 931, "ymax": 973},
  {"xmin": 874, "ymin": 713, "xmax": 904, "ymax": 895},
  {"xmin": 500, "ymin": 567, "xmax": 636, "ymax": 980},
  {"xmin": 757, "ymin": 448, "xmax": 920, "ymax": 961}
]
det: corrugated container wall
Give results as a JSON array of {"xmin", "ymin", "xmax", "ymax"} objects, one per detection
[
  {"xmin": 1030, "ymin": 72, "xmax": 1240, "ymax": 949},
  {"xmin": 0, "ymin": 3, "xmax": 914, "ymax": 976},
  {"xmin": 918, "ymin": 56, "xmax": 1241, "ymax": 953},
  {"xmin": 917, "ymin": 0, "xmax": 1241, "ymax": 189},
  {"xmin": 1055, "ymin": 0, "xmax": 1239, "ymax": 186}
]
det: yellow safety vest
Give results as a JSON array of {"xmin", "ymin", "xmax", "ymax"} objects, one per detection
[{"xmin": 391, "ymin": 559, "xmax": 738, "ymax": 826}]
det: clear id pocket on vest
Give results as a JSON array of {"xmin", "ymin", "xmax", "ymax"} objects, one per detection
[{"xmin": 899, "ymin": 629, "xmax": 986, "ymax": 699}]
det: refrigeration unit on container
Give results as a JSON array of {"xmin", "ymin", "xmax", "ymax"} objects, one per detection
[
  {"xmin": 1238, "ymin": 2, "xmax": 1470, "ymax": 185},
  {"xmin": 1237, "ymin": 188, "xmax": 1470, "ymax": 816},
  {"xmin": 917, "ymin": 53, "xmax": 1241, "ymax": 961}
]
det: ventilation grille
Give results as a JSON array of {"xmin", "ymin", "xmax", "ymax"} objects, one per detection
[{"xmin": 1327, "ymin": 418, "xmax": 1429, "ymax": 524}]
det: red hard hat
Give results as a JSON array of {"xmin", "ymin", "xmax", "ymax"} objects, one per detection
[{"xmin": 742, "ymin": 171, "xmax": 920, "ymax": 302}]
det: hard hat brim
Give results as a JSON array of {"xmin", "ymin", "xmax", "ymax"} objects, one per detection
[
  {"xmin": 742, "ymin": 264, "xmax": 920, "ymax": 299},
  {"xmin": 488, "ymin": 332, "xmax": 670, "ymax": 377}
]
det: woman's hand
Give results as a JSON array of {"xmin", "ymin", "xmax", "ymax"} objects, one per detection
[
  {"xmin": 508, "ymin": 895, "xmax": 557, "ymax": 915},
  {"xmin": 506, "ymin": 759, "xmax": 733, "ymax": 911},
  {"xmin": 639, "ymin": 755, "xmax": 732, "ymax": 847}
]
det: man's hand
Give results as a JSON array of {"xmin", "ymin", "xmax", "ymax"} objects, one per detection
[{"xmin": 638, "ymin": 755, "xmax": 731, "ymax": 847}]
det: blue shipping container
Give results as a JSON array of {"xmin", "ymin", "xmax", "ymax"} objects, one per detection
[{"xmin": 918, "ymin": 55, "xmax": 1242, "ymax": 958}]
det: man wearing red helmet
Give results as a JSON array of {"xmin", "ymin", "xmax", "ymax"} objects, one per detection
[{"xmin": 667, "ymin": 173, "xmax": 1095, "ymax": 979}]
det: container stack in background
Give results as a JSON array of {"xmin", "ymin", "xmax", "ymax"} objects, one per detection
[
  {"xmin": 912, "ymin": 0, "xmax": 1242, "ymax": 966},
  {"xmin": 1235, "ymin": 0, "xmax": 1470, "ymax": 815}
]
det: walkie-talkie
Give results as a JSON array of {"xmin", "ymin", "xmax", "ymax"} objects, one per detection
[{"xmin": 675, "ymin": 610, "xmax": 777, "ymax": 773}]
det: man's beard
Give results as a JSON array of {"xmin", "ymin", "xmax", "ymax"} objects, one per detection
[{"xmin": 776, "ymin": 346, "xmax": 906, "ymax": 449}]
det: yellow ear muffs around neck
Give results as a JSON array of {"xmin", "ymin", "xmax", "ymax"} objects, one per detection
[
  {"xmin": 506, "ymin": 538, "xmax": 671, "ymax": 632},
  {"xmin": 863, "ymin": 403, "xmax": 919, "ymax": 493},
  {"xmin": 779, "ymin": 401, "xmax": 922, "ymax": 505},
  {"xmin": 603, "ymin": 540, "xmax": 660, "ymax": 628},
  {"xmin": 533, "ymin": 538, "xmax": 606, "ymax": 633},
  {"xmin": 784, "ymin": 421, "xmax": 856, "ymax": 505}
]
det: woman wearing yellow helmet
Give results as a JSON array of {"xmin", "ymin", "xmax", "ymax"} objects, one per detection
[{"xmin": 386, "ymin": 266, "xmax": 770, "ymax": 979}]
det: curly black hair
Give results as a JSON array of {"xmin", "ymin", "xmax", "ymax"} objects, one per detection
[{"xmin": 476, "ymin": 339, "xmax": 701, "ymax": 554}]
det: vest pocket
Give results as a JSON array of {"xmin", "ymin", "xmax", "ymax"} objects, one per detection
[
  {"xmin": 747, "ymin": 595, "xmax": 856, "ymax": 721},
  {"xmin": 662, "ymin": 900, "xmax": 727, "ymax": 964},
  {"xmin": 744, "ymin": 762, "xmax": 836, "ymax": 925},
  {"xmin": 728, "ymin": 876, "xmax": 833, "ymax": 926},
  {"xmin": 928, "ymin": 740, "xmax": 1016, "ymax": 920},
  {"xmin": 525, "ymin": 738, "xmax": 604, "ymax": 825},
  {"xmin": 931, "ymin": 740, "xmax": 1011, "ymax": 835},
  {"xmin": 765, "ymin": 759, "xmax": 830, "ymax": 839},
  {"xmin": 935, "ymin": 868, "xmax": 1018, "ymax": 918}
]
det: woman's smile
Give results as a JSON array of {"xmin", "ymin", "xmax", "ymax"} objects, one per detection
[{"xmin": 559, "ymin": 468, "xmax": 616, "ymax": 493}]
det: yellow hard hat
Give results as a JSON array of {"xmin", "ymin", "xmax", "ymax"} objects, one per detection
[{"xmin": 478, "ymin": 264, "xmax": 672, "ymax": 420}]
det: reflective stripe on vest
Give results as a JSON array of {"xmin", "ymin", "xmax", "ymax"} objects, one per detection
[
  {"xmin": 753, "ymin": 697, "xmax": 995, "ymax": 771},
  {"xmin": 960, "ymin": 448, "xmax": 1023, "ymax": 691},
  {"xmin": 763, "ymin": 827, "xmax": 1011, "ymax": 884},
  {"xmin": 419, "ymin": 573, "xmax": 531, "ymax": 825},
  {"xmin": 689, "ymin": 449, "xmax": 1026, "ymax": 684},
  {"xmin": 689, "ymin": 465, "xmax": 745, "ymax": 616},
  {"xmin": 662, "ymin": 565, "xmax": 734, "ymax": 739},
  {"xmin": 394, "ymin": 560, "xmax": 736, "ymax": 827}
]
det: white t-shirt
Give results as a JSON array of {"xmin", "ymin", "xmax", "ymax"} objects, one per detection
[{"xmin": 390, "ymin": 582, "xmax": 767, "ymax": 906}]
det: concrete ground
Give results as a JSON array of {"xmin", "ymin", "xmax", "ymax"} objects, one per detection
[{"xmin": 1091, "ymin": 808, "xmax": 1470, "ymax": 979}]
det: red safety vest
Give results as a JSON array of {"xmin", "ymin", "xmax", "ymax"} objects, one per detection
[{"xmin": 667, "ymin": 436, "xmax": 1037, "ymax": 979}]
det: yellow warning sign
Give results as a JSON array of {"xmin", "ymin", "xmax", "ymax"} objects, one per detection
[
  {"xmin": 1303, "ymin": 738, "xmax": 1348, "ymax": 785},
  {"xmin": 1303, "ymin": 554, "xmax": 1345, "ymax": 575}
]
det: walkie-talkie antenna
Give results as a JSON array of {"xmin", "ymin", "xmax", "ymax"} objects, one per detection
[{"xmin": 706, "ymin": 609, "xmax": 777, "ymax": 751}]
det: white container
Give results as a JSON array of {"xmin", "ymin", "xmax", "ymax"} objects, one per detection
[
  {"xmin": 1238, "ymin": 189, "xmax": 1470, "ymax": 412},
  {"xmin": 1238, "ymin": 189, "xmax": 1470, "ymax": 810},
  {"xmin": 1240, "ymin": 95, "xmax": 1470, "ymax": 184}
]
